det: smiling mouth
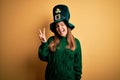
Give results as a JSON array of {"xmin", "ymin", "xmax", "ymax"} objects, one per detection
[{"xmin": 59, "ymin": 29, "xmax": 65, "ymax": 34}]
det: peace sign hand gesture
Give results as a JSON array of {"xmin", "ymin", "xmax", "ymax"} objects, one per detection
[{"xmin": 39, "ymin": 28, "xmax": 47, "ymax": 43}]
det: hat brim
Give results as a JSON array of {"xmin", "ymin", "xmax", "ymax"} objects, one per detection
[{"xmin": 50, "ymin": 19, "xmax": 74, "ymax": 32}]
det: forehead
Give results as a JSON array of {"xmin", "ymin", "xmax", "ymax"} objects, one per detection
[{"xmin": 56, "ymin": 21, "xmax": 65, "ymax": 25}]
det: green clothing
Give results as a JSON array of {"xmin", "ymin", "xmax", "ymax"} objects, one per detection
[{"xmin": 38, "ymin": 36, "xmax": 82, "ymax": 80}]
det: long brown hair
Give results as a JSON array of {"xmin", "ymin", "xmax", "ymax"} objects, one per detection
[{"xmin": 49, "ymin": 27, "xmax": 76, "ymax": 52}]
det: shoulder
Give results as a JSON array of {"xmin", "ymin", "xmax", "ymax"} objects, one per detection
[
  {"xmin": 74, "ymin": 37, "xmax": 81, "ymax": 45},
  {"xmin": 74, "ymin": 37, "xmax": 81, "ymax": 50}
]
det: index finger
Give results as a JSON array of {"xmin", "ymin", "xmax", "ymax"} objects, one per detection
[
  {"xmin": 43, "ymin": 28, "xmax": 45, "ymax": 35},
  {"xmin": 39, "ymin": 29, "xmax": 42, "ymax": 35}
]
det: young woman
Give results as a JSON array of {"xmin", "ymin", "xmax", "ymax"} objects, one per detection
[{"xmin": 38, "ymin": 4, "xmax": 82, "ymax": 80}]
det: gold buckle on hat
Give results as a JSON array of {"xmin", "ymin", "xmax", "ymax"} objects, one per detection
[{"xmin": 55, "ymin": 14, "xmax": 61, "ymax": 20}]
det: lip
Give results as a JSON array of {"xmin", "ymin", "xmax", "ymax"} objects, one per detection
[{"xmin": 59, "ymin": 29, "xmax": 65, "ymax": 33}]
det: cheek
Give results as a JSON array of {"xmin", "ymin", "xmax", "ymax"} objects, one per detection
[
  {"xmin": 65, "ymin": 27, "xmax": 68, "ymax": 32},
  {"xmin": 65, "ymin": 30, "xmax": 68, "ymax": 34},
  {"xmin": 55, "ymin": 28, "xmax": 58, "ymax": 31},
  {"xmin": 55, "ymin": 28, "xmax": 60, "ymax": 33}
]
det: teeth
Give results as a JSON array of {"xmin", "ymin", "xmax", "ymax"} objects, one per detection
[{"xmin": 60, "ymin": 30, "xmax": 64, "ymax": 33}]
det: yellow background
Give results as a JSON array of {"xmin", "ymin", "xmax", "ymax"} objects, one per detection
[{"xmin": 0, "ymin": 0, "xmax": 120, "ymax": 80}]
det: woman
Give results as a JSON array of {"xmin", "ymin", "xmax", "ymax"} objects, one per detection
[{"xmin": 38, "ymin": 4, "xmax": 82, "ymax": 80}]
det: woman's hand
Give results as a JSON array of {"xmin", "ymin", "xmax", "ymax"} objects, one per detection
[{"xmin": 39, "ymin": 28, "xmax": 47, "ymax": 43}]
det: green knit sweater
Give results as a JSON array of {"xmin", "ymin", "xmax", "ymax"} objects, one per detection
[{"xmin": 38, "ymin": 36, "xmax": 82, "ymax": 80}]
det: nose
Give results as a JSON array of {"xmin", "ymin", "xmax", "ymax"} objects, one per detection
[{"xmin": 58, "ymin": 26, "xmax": 63, "ymax": 31}]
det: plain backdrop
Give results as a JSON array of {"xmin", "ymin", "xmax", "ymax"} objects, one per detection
[{"xmin": 0, "ymin": 0, "xmax": 120, "ymax": 80}]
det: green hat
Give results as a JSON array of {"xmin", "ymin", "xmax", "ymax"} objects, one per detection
[{"xmin": 50, "ymin": 4, "xmax": 75, "ymax": 32}]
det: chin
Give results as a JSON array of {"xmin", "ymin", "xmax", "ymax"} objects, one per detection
[{"xmin": 61, "ymin": 35, "xmax": 66, "ymax": 37}]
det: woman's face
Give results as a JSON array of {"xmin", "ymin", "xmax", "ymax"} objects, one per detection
[{"xmin": 55, "ymin": 21, "xmax": 68, "ymax": 37}]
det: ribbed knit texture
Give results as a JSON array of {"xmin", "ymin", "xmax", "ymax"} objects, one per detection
[{"xmin": 38, "ymin": 36, "xmax": 82, "ymax": 80}]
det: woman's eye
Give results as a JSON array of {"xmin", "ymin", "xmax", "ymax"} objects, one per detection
[
  {"xmin": 56, "ymin": 26, "xmax": 59, "ymax": 28},
  {"xmin": 60, "ymin": 23, "xmax": 65, "ymax": 26},
  {"xmin": 61, "ymin": 24, "xmax": 64, "ymax": 26}
]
